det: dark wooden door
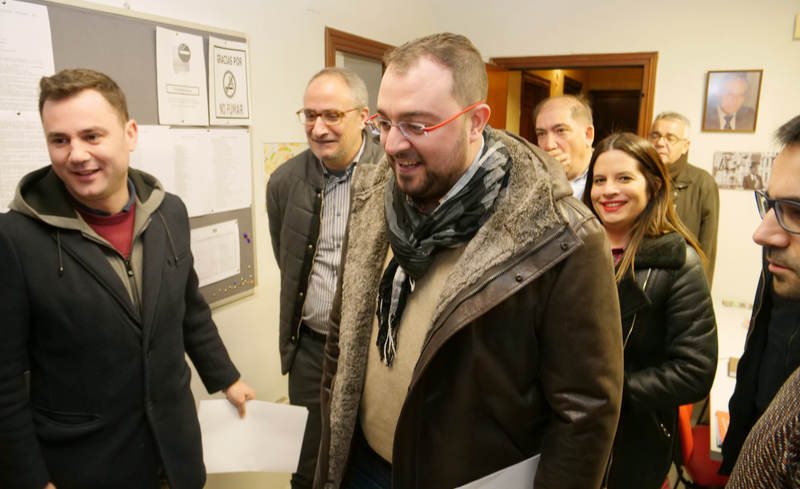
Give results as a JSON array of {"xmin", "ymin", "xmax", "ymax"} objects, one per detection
[
  {"xmin": 564, "ymin": 75, "xmax": 582, "ymax": 95},
  {"xmin": 519, "ymin": 73, "xmax": 550, "ymax": 143},
  {"xmin": 589, "ymin": 89, "xmax": 641, "ymax": 144}
]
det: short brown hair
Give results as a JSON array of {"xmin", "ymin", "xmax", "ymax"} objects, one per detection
[
  {"xmin": 39, "ymin": 69, "xmax": 129, "ymax": 123},
  {"xmin": 383, "ymin": 33, "xmax": 487, "ymax": 107}
]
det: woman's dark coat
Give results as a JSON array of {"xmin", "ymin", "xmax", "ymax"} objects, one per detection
[{"xmin": 608, "ymin": 233, "xmax": 718, "ymax": 489}]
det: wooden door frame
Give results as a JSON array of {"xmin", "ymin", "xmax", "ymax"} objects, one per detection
[
  {"xmin": 490, "ymin": 52, "xmax": 658, "ymax": 136},
  {"xmin": 324, "ymin": 27, "xmax": 393, "ymax": 68},
  {"xmin": 518, "ymin": 72, "xmax": 550, "ymax": 140},
  {"xmin": 522, "ymin": 71, "xmax": 551, "ymax": 88}
]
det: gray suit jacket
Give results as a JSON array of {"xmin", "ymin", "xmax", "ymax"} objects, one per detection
[{"xmin": 704, "ymin": 104, "xmax": 756, "ymax": 131}]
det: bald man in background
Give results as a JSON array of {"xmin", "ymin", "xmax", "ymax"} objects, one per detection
[{"xmin": 534, "ymin": 95, "xmax": 595, "ymax": 199}]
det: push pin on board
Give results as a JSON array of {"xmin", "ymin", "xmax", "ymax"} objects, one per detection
[{"xmin": 243, "ymin": 233, "xmax": 251, "ymax": 244}]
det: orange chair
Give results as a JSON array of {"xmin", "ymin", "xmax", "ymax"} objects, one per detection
[{"xmin": 673, "ymin": 404, "xmax": 729, "ymax": 489}]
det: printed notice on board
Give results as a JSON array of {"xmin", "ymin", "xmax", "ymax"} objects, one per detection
[
  {"xmin": 0, "ymin": 0, "xmax": 55, "ymax": 112},
  {"xmin": 155, "ymin": 26, "xmax": 209, "ymax": 126},
  {"xmin": 208, "ymin": 36, "xmax": 251, "ymax": 126},
  {"xmin": 0, "ymin": 0, "xmax": 55, "ymax": 212},
  {"xmin": 191, "ymin": 220, "xmax": 240, "ymax": 288},
  {"xmin": 0, "ymin": 111, "xmax": 49, "ymax": 212},
  {"xmin": 131, "ymin": 126, "xmax": 251, "ymax": 217}
]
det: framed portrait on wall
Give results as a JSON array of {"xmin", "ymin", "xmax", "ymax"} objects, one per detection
[{"xmin": 702, "ymin": 70, "xmax": 763, "ymax": 132}]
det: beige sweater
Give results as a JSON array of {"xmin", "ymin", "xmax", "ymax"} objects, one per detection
[{"xmin": 360, "ymin": 246, "xmax": 465, "ymax": 462}]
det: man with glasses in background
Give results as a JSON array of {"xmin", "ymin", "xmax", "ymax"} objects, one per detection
[
  {"xmin": 314, "ymin": 33, "xmax": 623, "ymax": 489},
  {"xmin": 648, "ymin": 111, "xmax": 720, "ymax": 283},
  {"xmin": 266, "ymin": 67, "xmax": 384, "ymax": 489},
  {"xmin": 721, "ymin": 115, "xmax": 800, "ymax": 479}
]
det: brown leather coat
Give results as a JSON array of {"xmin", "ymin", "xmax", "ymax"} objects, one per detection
[{"xmin": 315, "ymin": 130, "xmax": 623, "ymax": 489}]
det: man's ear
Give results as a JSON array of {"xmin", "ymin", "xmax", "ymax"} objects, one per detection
[
  {"xmin": 681, "ymin": 138, "xmax": 691, "ymax": 156},
  {"xmin": 357, "ymin": 106, "xmax": 370, "ymax": 129},
  {"xmin": 585, "ymin": 124, "xmax": 595, "ymax": 147},
  {"xmin": 469, "ymin": 103, "xmax": 491, "ymax": 143},
  {"xmin": 125, "ymin": 119, "xmax": 138, "ymax": 152}
]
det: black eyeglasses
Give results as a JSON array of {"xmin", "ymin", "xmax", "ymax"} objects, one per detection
[
  {"xmin": 297, "ymin": 108, "xmax": 359, "ymax": 126},
  {"xmin": 755, "ymin": 190, "xmax": 800, "ymax": 234}
]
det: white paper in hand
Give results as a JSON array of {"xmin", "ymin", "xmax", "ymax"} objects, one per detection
[
  {"xmin": 455, "ymin": 454, "xmax": 540, "ymax": 489},
  {"xmin": 198, "ymin": 399, "xmax": 308, "ymax": 473}
]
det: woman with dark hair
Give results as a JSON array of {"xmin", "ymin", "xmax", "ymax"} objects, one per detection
[{"xmin": 582, "ymin": 132, "xmax": 718, "ymax": 488}]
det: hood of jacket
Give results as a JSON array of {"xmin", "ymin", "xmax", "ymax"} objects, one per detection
[
  {"xmin": 618, "ymin": 233, "xmax": 687, "ymax": 316},
  {"xmin": 634, "ymin": 232, "xmax": 686, "ymax": 270},
  {"xmin": 9, "ymin": 166, "xmax": 165, "ymax": 229}
]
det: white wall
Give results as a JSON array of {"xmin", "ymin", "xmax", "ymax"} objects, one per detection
[{"xmin": 431, "ymin": 0, "xmax": 800, "ymax": 303}]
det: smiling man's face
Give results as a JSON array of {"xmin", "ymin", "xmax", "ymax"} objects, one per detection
[
  {"xmin": 42, "ymin": 88, "xmax": 137, "ymax": 214},
  {"xmin": 302, "ymin": 74, "xmax": 368, "ymax": 171}
]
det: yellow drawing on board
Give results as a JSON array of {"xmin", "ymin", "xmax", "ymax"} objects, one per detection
[{"xmin": 264, "ymin": 142, "xmax": 308, "ymax": 177}]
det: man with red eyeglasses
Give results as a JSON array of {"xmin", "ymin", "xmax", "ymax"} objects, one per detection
[
  {"xmin": 315, "ymin": 33, "xmax": 623, "ymax": 489},
  {"xmin": 267, "ymin": 67, "xmax": 384, "ymax": 489}
]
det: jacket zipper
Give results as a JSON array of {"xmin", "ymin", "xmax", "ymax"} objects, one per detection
[
  {"xmin": 294, "ymin": 188, "xmax": 324, "ymax": 341},
  {"xmin": 78, "ymin": 230, "xmax": 145, "ymax": 314},
  {"xmin": 124, "ymin": 257, "xmax": 142, "ymax": 312}
]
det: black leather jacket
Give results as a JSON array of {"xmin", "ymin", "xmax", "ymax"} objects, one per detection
[{"xmin": 609, "ymin": 233, "xmax": 718, "ymax": 489}]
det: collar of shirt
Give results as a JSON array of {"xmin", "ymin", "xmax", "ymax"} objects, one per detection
[
  {"xmin": 68, "ymin": 178, "xmax": 137, "ymax": 216},
  {"xmin": 572, "ymin": 166, "xmax": 589, "ymax": 185}
]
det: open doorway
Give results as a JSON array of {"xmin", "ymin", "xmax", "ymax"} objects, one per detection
[
  {"xmin": 519, "ymin": 73, "xmax": 551, "ymax": 143},
  {"xmin": 324, "ymin": 27, "xmax": 393, "ymax": 114},
  {"xmin": 486, "ymin": 52, "xmax": 658, "ymax": 142},
  {"xmin": 514, "ymin": 67, "xmax": 644, "ymax": 144}
]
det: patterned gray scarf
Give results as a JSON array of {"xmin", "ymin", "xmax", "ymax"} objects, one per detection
[{"xmin": 376, "ymin": 129, "xmax": 511, "ymax": 366}]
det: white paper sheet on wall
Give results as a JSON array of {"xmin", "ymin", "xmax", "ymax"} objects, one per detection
[
  {"xmin": 131, "ymin": 125, "xmax": 251, "ymax": 217},
  {"xmin": 0, "ymin": 0, "xmax": 55, "ymax": 212},
  {"xmin": 0, "ymin": 111, "xmax": 49, "ymax": 212},
  {"xmin": 155, "ymin": 26, "xmax": 209, "ymax": 126},
  {"xmin": 0, "ymin": 0, "xmax": 55, "ymax": 112},
  {"xmin": 190, "ymin": 220, "xmax": 240, "ymax": 287},
  {"xmin": 207, "ymin": 36, "xmax": 251, "ymax": 126}
]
